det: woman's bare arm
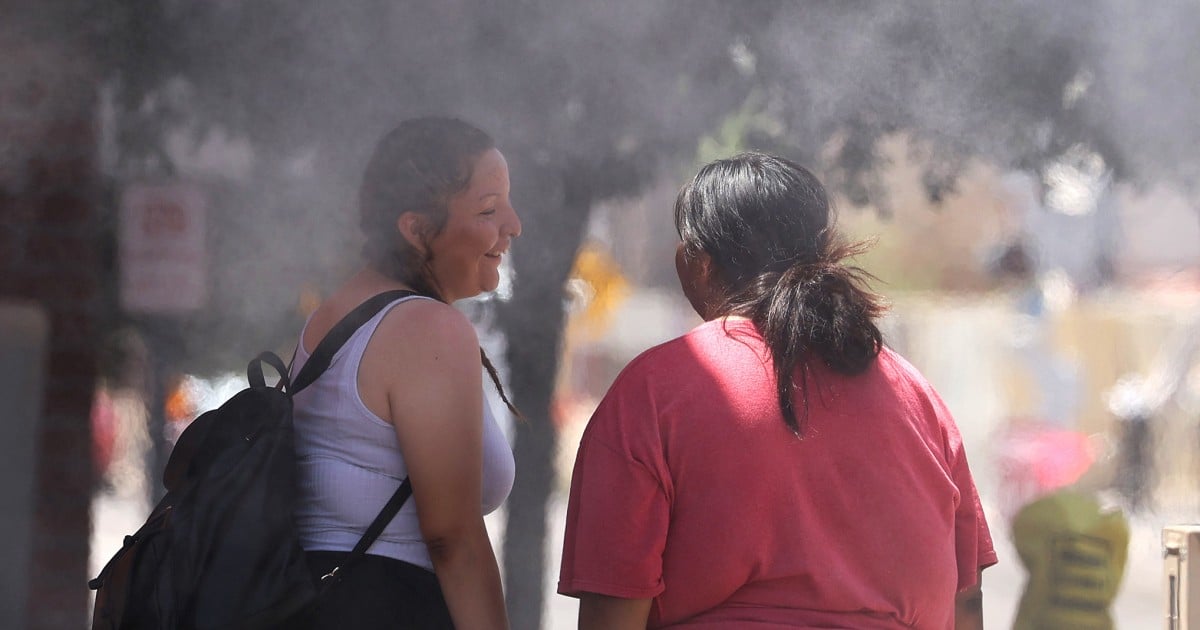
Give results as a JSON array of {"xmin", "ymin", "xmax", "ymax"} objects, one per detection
[
  {"xmin": 578, "ymin": 593, "xmax": 652, "ymax": 630},
  {"xmin": 366, "ymin": 300, "xmax": 507, "ymax": 629},
  {"xmin": 955, "ymin": 568, "xmax": 985, "ymax": 630}
]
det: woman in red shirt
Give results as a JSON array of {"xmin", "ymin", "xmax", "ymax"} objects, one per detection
[{"xmin": 559, "ymin": 153, "xmax": 995, "ymax": 629}]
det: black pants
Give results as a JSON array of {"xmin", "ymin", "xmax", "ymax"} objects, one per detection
[{"xmin": 300, "ymin": 551, "xmax": 454, "ymax": 629}]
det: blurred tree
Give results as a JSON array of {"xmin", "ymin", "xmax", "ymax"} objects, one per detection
[
  {"xmin": 85, "ymin": 0, "xmax": 1200, "ymax": 626},
  {"xmin": 91, "ymin": 3, "xmax": 755, "ymax": 626}
]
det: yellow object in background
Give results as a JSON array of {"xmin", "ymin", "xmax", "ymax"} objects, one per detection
[
  {"xmin": 1011, "ymin": 490, "xmax": 1129, "ymax": 630},
  {"xmin": 298, "ymin": 284, "xmax": 323, "ymax": 318},
  {"xmin": 569, "ymin": 242, "xmax": 630, "ymax": 340}
]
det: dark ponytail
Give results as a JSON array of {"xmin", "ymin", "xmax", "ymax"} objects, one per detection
[
  {"xmin": 747, "ymin": 239, "xmax": 885, "ymax": 435},
  {"xmin": 359, "ymin": 117, "xmax": 520, "ymax": 418},
  {"xmin": 675, "ymin": 152, "xmax": 886, "ymax": 435}
]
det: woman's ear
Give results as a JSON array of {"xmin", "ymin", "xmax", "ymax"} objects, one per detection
[
  {"xmin": 396, "ymin": 212, "xmax": 430, "ymax": 253},
  {"xmin": 675, "ymin": 243, "xmax": 719, "ymax": 320}
]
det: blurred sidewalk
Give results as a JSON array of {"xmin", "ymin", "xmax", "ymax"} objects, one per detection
[{"xmin": 93, "ymin": 490, "xmax": 1171, "ymax": 629}]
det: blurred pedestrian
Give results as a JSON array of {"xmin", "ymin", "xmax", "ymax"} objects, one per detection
[
  {"xmin": 559, "ymin": 152, "xmax": 995, "ymax": 629},
  {"xmin": 293, "ymin": 116, "xmax": 520, "ymax": 629}
]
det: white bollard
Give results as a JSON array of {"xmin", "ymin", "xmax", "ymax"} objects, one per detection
[{"xmin": 1164, "ymin": 525, "xmax": 1200, "ymax": 630}]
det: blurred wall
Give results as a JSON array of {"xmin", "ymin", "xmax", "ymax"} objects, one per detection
[
  {"xmin": 559, "ymin": 288, "xmax": 1200, "ymax": 508},
  {"xmin": 885, "ymin": 291, "xmax": 1200, "ymax": 511},
  {"xmin": 1, "ymin": 4, "xmax": 104, "ymax": 627}
]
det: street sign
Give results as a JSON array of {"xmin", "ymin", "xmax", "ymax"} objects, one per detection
[{"xmin": 118, "ymin": 183, "xmax": 207, "ymax": 314}]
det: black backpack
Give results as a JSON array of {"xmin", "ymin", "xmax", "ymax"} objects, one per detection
[{"xmin": 90, "ymin": 290, "xmax": 417, "ymax": 630}]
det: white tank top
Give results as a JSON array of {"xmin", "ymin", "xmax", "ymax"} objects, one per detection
[{"xmin": 290, "ymin": 295, "xmax": 515, "ymax": 570}]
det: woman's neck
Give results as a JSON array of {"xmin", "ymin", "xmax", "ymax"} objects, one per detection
[{"xmin": 350, "ymin": 266, "xmax": 415, "ymax": 294}]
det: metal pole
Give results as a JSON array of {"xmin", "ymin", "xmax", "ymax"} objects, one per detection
[{"xmin": 139, "ymin": 317, "xmax": 179, "ymax": 504}]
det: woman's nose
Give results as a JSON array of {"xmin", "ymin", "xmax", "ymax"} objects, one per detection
[{"xmin": 505, "ymin": 205, "xmax": 522, "ymax": 239}]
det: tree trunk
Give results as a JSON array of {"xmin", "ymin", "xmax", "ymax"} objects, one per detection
[{"xmin": 500, "ymin": 158, "xmax": 593, "ymax": 629}]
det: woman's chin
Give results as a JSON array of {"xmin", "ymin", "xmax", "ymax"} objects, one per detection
[{"xmin": 477, "ymin": 272, "xmax": 501, "ymax": 295}]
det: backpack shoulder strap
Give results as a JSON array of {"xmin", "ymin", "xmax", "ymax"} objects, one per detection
[
  {"xmin": 290, "ymin": 289, "xmax": 422, "ymax": 588},
  {"xmin": 318, "ymin": 477, "xmax": 414, "ymax": 587},
  {"xmin": 290, "ymin": 289, "xmax": 419, "ymax": 394}
]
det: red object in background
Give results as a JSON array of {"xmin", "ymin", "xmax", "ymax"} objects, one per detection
[
  {"xmin": 1026, "ymin": 430, "xmax": 1095, "ymax": 488},
  {"xmin": 91, "ymin": 388, "xmax": 115, "ymax": 476},
  {"xmin": 995, "ymin": 421, "xmax": 1096, "ymax": 522}
]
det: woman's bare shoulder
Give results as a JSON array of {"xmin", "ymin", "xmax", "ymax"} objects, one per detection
[
  {"xmin": 372, "ymin": 298, "xmax": 480, "ymax": 363},
  {"xmin": 357, "ymin": 297, "xmax": 482, "ymax": 423}
]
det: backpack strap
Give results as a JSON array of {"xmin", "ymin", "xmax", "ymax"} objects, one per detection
[
  {"xmin": 290, "ymin": 289, "xmax": 419, "ymax": 394},
  {"xmin": 318, "ymin": 477, "xmax": 414, "ymax": 587},
  {"xmin": 247, "ymin": 352, "xmax": 291, "ymax": 390},
  {"xmin": 287, "ymin": 289, "xmax": 422, "ymax": 588}
]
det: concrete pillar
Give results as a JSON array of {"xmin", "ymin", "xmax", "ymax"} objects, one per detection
[{"xmin": 0, "ymin": 302, "xmax": 49, "ymax": 630}]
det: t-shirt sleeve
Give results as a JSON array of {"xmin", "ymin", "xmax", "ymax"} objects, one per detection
[
  {"xmin": 558, "ymin": 367, "xmax": 671, "ymax": 600},
  {"xmin": 940, "ymin": 405, "xmax": 999, "ymax": 592},
  {"xmin": 915, "ymin": 374, "xmax": 999, "ymax": 593}
]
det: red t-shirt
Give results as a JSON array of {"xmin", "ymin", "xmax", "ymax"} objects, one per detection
[{"xmin": 558, "ymin": 318, "xmax": 997, "ymax": 629}]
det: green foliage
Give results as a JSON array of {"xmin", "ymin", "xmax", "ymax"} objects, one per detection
[{"xmin": 694, "ymin": 91, "xmax": 784, "ymax": 167}]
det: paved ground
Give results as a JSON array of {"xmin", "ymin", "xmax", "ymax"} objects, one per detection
[{"xmin": 93, "ymin": 488, "xmax": 1174, "ymax": 629}]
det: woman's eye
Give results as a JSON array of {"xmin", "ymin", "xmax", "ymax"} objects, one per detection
[{"xmin": 481, "ymin": 208, "xmax": 497, "ymax": 216}]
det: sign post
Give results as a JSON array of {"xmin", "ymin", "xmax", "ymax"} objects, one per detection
[{"xmin": 118, "ymin": 182, "xmax": 207, "ymax": 501}]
